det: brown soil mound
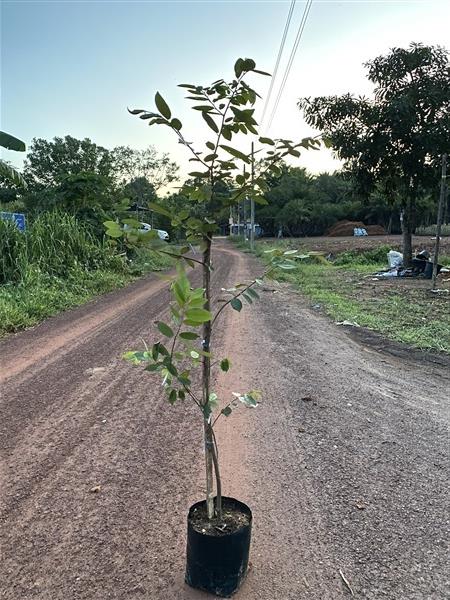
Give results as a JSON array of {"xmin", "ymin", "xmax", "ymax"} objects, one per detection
[
  {"xmin": 366, "ymin": 224, "xmax": 386, "ymax": 235},
  {"xmin": 327, "ymin": 220, "xmax": 365, "ymax": 236},
  {"xmin": 327, "ymin": 220, "xmax": 386, "ymax": 236}
]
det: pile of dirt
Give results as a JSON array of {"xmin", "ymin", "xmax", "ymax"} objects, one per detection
[
  {"xmin": 327, "ymin": 220, "xmax": 365, "ymax": 236},
  {"xmin": 366, "ymin": 224, "xmax": 386, "ymax": 235},
  {"xmin": 327, "ymin": 220, "xmax": 386, "ymax": 236}
]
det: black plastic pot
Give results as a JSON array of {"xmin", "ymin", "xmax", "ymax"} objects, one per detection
[{"xmin": 185, "ymin": 496, "xmax": 252, "ymax": 597}]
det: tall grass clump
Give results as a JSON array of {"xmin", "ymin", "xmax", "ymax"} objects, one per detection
[
  {"xmin": 0, "ymin": 218, "xmax": 28, "ymax": 283},
  {"xmin": 28, "ymin": 210, "xmax": 111, "ymax": 276},
  {"xmin": 416, "ymin": 224, "xmax": 450, "ymax": 236}
]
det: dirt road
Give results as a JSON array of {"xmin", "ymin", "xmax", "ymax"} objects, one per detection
[{"xmin": 1, "ymin": 242, "xmax": 449, "ymax": 599}]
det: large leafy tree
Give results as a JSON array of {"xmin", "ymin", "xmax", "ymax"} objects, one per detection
[
  {"xmin": 111, "ymin": 145, "xmax": 179, "ymax": 191},
  {"xmin": 24, "ymin": 135, "xmax": 115, "ymax": 189},
  {"xmin": 299, "ymin": 43, "xmax": 450, "ymax": 263}
]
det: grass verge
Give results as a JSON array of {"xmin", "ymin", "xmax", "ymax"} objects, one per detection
[
  {"xmin": 0, "ymin": 251, "xmax": 172, "ymax": 336},
  {"xmin": 231, "ymin": 237, "xmax": 450, "ymax": 354}
]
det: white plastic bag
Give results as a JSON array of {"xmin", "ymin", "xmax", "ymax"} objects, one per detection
[{"xmin": 387, "ymin": 250, "xmax": 403, "ymax": 268}]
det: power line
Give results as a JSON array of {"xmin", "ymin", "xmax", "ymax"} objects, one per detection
[
  {"xmin": 266, "ymin": 0, "xmax": 313, "ymax": 133},
  {"xmin": 260, "ymin": 0, "xmax": 296, "ymax": 128}
]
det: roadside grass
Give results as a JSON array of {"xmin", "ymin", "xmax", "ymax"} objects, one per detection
[
  {"xmin": 0, "ymin": 251, "xmax": 172, "ymax": 335},
  {"xmin": 231, "ymin": 237, "xmax": 450, "ymax": 353},
  {"xmin": 0, "ymin": 211, "xmax": 174, "ymax": 336}
]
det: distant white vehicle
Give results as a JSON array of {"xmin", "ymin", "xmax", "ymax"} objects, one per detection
[
  {"xmin": 124, "ymin": 221, "xmax": 169, "ymax": 241},
  {"xmin": 138, "ymin": 222, "xmax": 169, "ymax": 241}
]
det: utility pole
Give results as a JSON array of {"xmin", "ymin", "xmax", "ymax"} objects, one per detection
[
  {"xmin": 243, "ymin": 189, "xmax": 247, "ymax": 240},
  {"xmin": 242, "ymin": 165, "xmax": 247, "ymax": 240},
  {"xmin": 237, "ymin": 200, "xmax": 240, "ymax": 238},
  {"xmin": 432, "ymin": 154, "xmax": 447, "ymax": 290},
  {"xmin": 250, "ymin": 142, "xmax": 255, "ymax": 251}
]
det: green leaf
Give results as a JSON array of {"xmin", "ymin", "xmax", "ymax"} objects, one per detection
[
  {"xmin": 234, "ymin": 58, "xmax": 245, "ymax": 78},
  {"xmin": 172, "ymin": 282, "xmax": 186, "ymax": 307},
  {"xmin": 157, "ymin": 321, "xmax": 174, "ymax": 338},
  {"xmin": 230, "ymin": 298, "xmax": 242, "ymax": 312},
  {"xmin": 220, "ymin": 358, "xmax": 231, "ymax": 372},
  {"xmin": 188, "ymin": 171, "xmax": 209, "ymax": 178},
  {"xmin": 179, "ymin": 331, "xmax": 199, "ymax": 340},
  {"xmin": 168, "ymin": 389, "xmax": 177, "ymax": 404},
  {"xmin": 208, "ymin": 393, "xmax": 218, "ymax": 409},
  {"xmin": 123, "ymin": 351, "xmax": 139, "ymax": 363},
  {"xmin": 219, "ymin": 145, "xmax": 250, "ymax": 164},
  {"xmin": 259, "ymin": 136, "xmax": 275, "ymax": 146},
  {"xmin": 253, "ymin": 69, "xmax": 271, "ymax": 76},
  {"xmin": 206, "ymin": 141, "xmax": 215, "ymax": 150},
  {"xmin": 242, "ymin": 292, "xmax": 253, "ymax": 304},
  {"xmin": 253, "ymin": 195, "xmax": 268, "ymax": 205},
  {"xmin": 148, "ymin": 202, "xmax": 172, "ymax": 218},
  {"xmin": 246, "ymin": 287, "xmax": 259, "ymax": 299},
  {"xmin": 127, "ymin": 108, "xmax": 146, "ymax": 115},
  {"xmin": 145, "ymin": 363, "xmax": 160, "ymax": 372},
  {"xmin": 221, "ymin": 406, "xmax": 232, "ymax": 417},
  {"xmin": 155, "ymin": 342, "xmax": 169, "ymax": 357},
  {"xmin": 0, "ymin": 131, "xmax": 26, "ymax": 152},
  {"xmin": 235, "ymin": 389, "xmax": 261, "ymax": 407},
  {"xmin": 222, "ymin": 127, "xmax": 232, "ymax": 141},
  {"xmin": 192, "ymin": 105, "xmax": 215, "ymax": 112},
  {"xmin": 155, "ymin": 92, "xmax": 171, "ymax": 119},
  {"xmin": 123, "ymin": 351, "xmax": 150, "ymax": 364},
  {"xmin": 242, "ymin": 58, "xmax": 256, "ymax": 71},
  {"xmin": 105, "ymin": 228, "xmax": 123, "ymax": 238},
  {"xmin": 202, "ymin": 111, "xmax": 219, "ymax": 133},
  {"xmin": 122, "ymin": 218, "xmax": 140, "ymax": 227},
  {"xmin": 185, "ymin": 308, "xmax": 212, "ymax": 323},
  {"xmin": 165, "ymin": 361, "xmax": 178, "ymax": 376},
  {"xmin": 0, "ymin": 160, "xmax": 27, "ymax": 187},
  {"xmin": 171, "ymin": 118, "xmax": 182, "ymax": 130}
]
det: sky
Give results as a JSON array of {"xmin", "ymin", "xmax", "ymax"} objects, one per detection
[{"xmin": 1, "ymin": 0, "xmax": 449, "ymax": 189}]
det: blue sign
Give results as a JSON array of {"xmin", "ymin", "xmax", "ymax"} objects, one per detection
[{"xmin": 0, "ymin": 212, "xmax": 26, "ymax": 231}]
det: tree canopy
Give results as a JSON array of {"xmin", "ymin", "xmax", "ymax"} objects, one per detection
[{"xmin": 299, "ymin": 42, "xmax": 450, "ymax": 261}]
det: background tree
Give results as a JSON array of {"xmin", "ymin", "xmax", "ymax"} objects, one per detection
[
  {"xmin": 24, "ymin": 136, "xmax": 115, "ymax": 189},
  {"xmin": 111, "ymin": 145, "xmax": 179, "ymax": 191},
  {"xmin": 299, "ymin": 42, "xmax": 450, "ymax": 263}
]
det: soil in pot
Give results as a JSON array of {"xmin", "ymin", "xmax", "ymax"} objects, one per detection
[{"xmin": 185, "ymin": 496, "xmax": 252, "ymax": 597}]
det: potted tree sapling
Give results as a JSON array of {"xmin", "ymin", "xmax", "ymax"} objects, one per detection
[{"xmin": 105, "ymin": 58, "xmax": 318, "ymax": 597}]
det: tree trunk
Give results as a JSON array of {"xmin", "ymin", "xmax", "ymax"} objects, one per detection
[
  {"xmin": 402, "ymin": 196, "xmax": 414, "ymax": 267},
  {"xmin": 387, "ymin": 212, "xmax": 393, "ymax": 234},
  {"xmin": 202, "ymin": 235, "xmax": 215, "ymax": 520}
]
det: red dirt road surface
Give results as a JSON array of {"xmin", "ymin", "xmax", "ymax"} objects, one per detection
[{"xmin": 1, "ymin": 242, "xmax": 449, "ymax": 599}]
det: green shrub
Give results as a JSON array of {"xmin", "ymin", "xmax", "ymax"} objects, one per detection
[
  {"xmin": 334, "ymin": 245, "xmax": 391, "ymax": 266},
  {"xmin": 0, "ymin": 218, "xmax": 27, "ymax": 283}
]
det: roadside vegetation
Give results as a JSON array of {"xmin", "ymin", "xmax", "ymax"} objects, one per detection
[
  {"xmin": 0, "ymin": 212, "xmax": 171, "ymax": 335},
  {"xmin": 232, "ymin": 237, "xmax": 450, "ymax": 353}
]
